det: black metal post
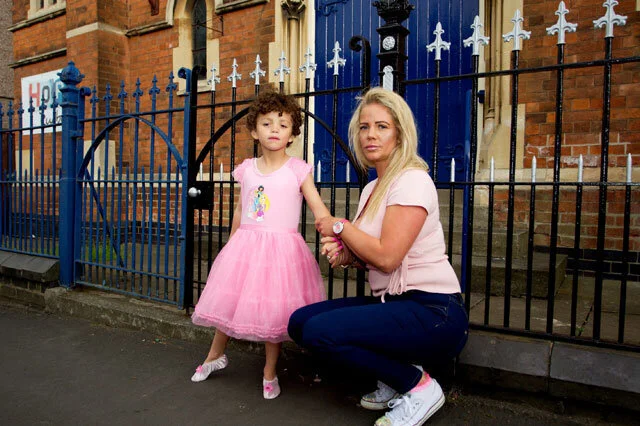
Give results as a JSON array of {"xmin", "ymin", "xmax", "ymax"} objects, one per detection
[
  {"xmin": 373, "ymin": 0, "xmax": 414, "ymax": 95},
  {"xmin": 504, "ymin": 51, "xmax": 520, "ymax": 328},
  {"xmin": 594, "ymin": 37, "xmax": 613, "ymax": 341},
  {"xmin": 547, "ymin": 44, "xmax": 566, "ymax": 334}
]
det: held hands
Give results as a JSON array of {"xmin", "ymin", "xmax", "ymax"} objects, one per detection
[
  {"xmin": 320, "ymin": 236, "xmax": 350, "ymax": 268},
  {"xmin": 316, "ymin": 216, "xmax": 350, "ymax": 268}
]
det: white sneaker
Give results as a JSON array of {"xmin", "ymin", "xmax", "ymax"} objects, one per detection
[
  {"xmin": 263, "ymin": 376, "xmax": 281, "ymax": 399},
  {"xmin": 190, "ymin": 354, "xmax": 228, "ymax": 382},
  {"xmin": 374, "ymin": 378, "xmax": 445, "ymax": 426},
  {"xmin": 361, "ymin": 381, "xmax": 400, "ymax": 411}
]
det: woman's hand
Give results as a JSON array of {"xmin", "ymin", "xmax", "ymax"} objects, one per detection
[{"xmin": 315, "ymin": 215, "xmax": 337, "ymax": 237}]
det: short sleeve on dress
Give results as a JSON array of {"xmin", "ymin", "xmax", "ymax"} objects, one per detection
[
  {"xmin": 287, "ymin": 157, "xmax": 314, "ymax": 187},
  {"xmin": 232, "ymin": 159, "xmax": 252, "ymax": 183},
  {"xmin": 387, "ymin": 169, "xmax": 437, "ymax": 215}
]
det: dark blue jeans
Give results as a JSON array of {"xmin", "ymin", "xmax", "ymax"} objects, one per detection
[{"xmin": 288, "ymin": 291, "xmax": 468, "ymax": 394}]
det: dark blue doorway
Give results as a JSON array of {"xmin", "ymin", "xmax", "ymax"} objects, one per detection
[{"xmin": 314, "ymin": 0, "xmax": 479, "ymax": 183}]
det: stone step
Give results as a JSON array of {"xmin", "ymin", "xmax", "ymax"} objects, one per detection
[
  {"xmin": 441, "ymin": 226, "xmax": 530, "ymax": 258},
  {"xmin": 451, "ymin": 252, "xmax": 567, "ymax": 298}
]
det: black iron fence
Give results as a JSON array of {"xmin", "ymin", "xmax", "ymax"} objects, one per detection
[{"xmin": 1, "ymin": 3, "xmax": 638, "ymax": 353}]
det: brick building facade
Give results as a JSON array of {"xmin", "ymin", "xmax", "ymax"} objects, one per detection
[{"xmin": 5, "ymin": 0, "xmax": 640, "ymax": 275}]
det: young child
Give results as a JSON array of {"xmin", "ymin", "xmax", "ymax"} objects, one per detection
[{"xmin": 190, "ymin": 90, "xmax": 330, "ymax": 399}]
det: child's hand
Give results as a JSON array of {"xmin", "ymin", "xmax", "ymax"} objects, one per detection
[
  {"xmin": 320, "ymin": 236, "xmax": 344, "ymax": 266},
  {"xmin": 315, "ymin": 216, "xmax": 337, "ymax": 237}
]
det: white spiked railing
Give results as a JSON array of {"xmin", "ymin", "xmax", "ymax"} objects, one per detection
[
  {"xmin": 593, "ymin": 0, "xmax": 627, "ymax": 38},
  {"xmin": 250, "ymin": 54, "xmax": 266, "ymax": 86},
  {"xmin": 464, "ymin": 15, "xmax": 490, "ymax": 56},
  {"xmin": 546, "ymin": 1, "xmax": 577, "ymax": 45},
  {"xmin": 300, "ymin": 47, "xmax": 317, "ymax": 80},
  {"xmin": 199, "ymin": 1, "xmax": 630, "ymax": 91},
  {"xmin": 226, "ymin": 58, "xmax": 241, "ymax": 88},
  {"xmin": 426, "ymin": 22, "xmax": 451, "ymax": 61},
  {"xmin": 274, "ymin": 51, "xmax": 291, "ymax": 83},
  {"xmin": 208, "ymin": 64, "xmax": 220, "ymax": 92},
  {"xmin": 502, "ymin": 9, "xmax": 531, "ymax": 51},
  {"xmin": 327, "ymin": 41, "xmax": 347, "ymax": 76}
]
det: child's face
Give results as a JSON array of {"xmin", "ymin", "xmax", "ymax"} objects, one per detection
[{"xmin": 250, "ymin": 111, "xmax": 294, "ymax": 152}]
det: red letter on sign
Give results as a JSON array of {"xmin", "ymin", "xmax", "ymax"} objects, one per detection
[{"xmin": 29, "ymin": 82, "xmax": 41, "ymax": 107}]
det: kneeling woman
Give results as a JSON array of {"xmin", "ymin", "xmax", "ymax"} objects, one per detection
[{"xmin": 288, "ymin": 88, "xmax": 468, "ymax": 426}]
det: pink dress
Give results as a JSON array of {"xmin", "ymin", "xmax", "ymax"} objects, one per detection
[{"xmin": 191, "ymin": 157, "xmax": 326, "ymax": 343}]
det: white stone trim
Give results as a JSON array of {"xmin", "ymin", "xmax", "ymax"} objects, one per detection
[
  {"xmin": 66, "ymin": 22, "xmax": 125, "ymax": 39},
  {"xmin": 28, "ymin": 0, "xmax": 66, "ymax": 21}
]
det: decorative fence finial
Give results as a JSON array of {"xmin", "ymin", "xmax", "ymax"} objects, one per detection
[
  {"xmin": 547, "ymin": 1, "xmax": 577, "ymax": 45},
  {"xmin": 227, "ymin": 58, "xmax": 242, "ymax": 88},
  {"xmin": 426, "ymin": 22, "xmax": 451, "ymax": 61},
  {"xmin": 208, "ymin": 64, "xmax": 220, "ymax": 92},
  {"xmin": 327, "ymin": 41, "xmax": 346, "ymax": 76},
  {"xmin": 274, "ymin": 51, "xmax": 291, "ymax": 83},
  {"xmin": 463, "ymin": 15, "xmax": 490, "ymax": 56},
  {"xmin": 300, "ymin": 47, "xmax": 317, "ymax": 79},
  {"xmin": 593, "ymin": 0, "xmax": 627, "ymax": 38},
  {"xmin": 250, "ymin": 54, "xmax": 266, "ymax": 85},
  {"xmin": 382, "ymin": 65, "xmax": 394, "ymax": 91},
  {"xmin": 502, "ymin": 10, "xmax": 531, "ymax": 51},
  {"xmin": 58, "ymin": 61, "xmax": 85, "ymax": 86}
]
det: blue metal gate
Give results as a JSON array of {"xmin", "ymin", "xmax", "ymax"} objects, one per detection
[{"xmin": 72, "ymin": 68, "xmax": 189, "ymax": 306}]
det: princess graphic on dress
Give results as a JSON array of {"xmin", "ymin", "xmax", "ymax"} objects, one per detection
[{"xmin": 247, "ymin": 185, "xmax": 270, "ymax": 222}]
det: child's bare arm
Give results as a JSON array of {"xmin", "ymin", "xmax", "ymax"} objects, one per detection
[
  {"xmin": 300, "ymin": 173, "xmax": 330, "ymax": 220},
  {"xmin": 228, "ymin": 197, "xmax": 242, "ymax": 238}
]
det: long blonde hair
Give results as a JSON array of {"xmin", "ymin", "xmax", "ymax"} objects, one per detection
[{"xmin": 348, "ymin": 87, "xmax": 430, "ymax": 221}]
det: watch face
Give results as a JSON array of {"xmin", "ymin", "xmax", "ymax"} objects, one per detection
[
  {"xmin": 333, "ymin": 221, "xmax": 344, "ymax": 234},
  {"xmin": 382, "ymin": 36, "xmax": 395, "ymax": 51}
]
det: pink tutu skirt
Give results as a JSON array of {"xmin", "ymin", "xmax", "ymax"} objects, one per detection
[{"xmin": 191, "ymin": 225, "xmax": 326, "ymax": 343}]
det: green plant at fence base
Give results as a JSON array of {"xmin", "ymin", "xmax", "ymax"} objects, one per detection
[
  {"xmin": 31, "ymin": 241, "xmax": 122, "ymax": 263},
  {"xmin": 88, "ymin": 241, "xmax": 122, "ymax": 263}
]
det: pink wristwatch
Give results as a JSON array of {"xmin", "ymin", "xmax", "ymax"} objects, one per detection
[{"xmin": 332, "ymin": 219, "xmax": 349, "ymax": 235}]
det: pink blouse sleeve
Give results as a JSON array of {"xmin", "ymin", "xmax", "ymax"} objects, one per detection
[
  {"xmin": 232, "ymin": 159, "xmax": 251, "ymax": 183},
  {"xmin": 387, "ymin": 169, "xmax": 437, "ymax": 215},
  {"xmin": 288, "ymin": 157, "xmax": 314, "ymax": 187}
]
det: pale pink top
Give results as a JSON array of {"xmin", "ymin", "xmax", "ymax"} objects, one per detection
[
  {"xmin": 354, "ymin": 168, "xmax": 461, "ymax": 298},
  {"xmin": 233, "ymin": 157, "xmax": 313, "ymax": 230}
]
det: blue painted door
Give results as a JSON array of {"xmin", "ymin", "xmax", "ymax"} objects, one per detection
[{"xmin": 314, "ymin": 0, "xmax": 479, "ymax": 183}]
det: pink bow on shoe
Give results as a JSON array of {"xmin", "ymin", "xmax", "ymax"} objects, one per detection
[
  {"xmin": 195, "ymin": 365, "xmax": 203, "ymax": 373},
  {"xmin": 264, "ymin": 383, "xmax": 274, "ymax": 393}
]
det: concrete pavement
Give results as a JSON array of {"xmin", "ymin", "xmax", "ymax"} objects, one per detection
[{"xmin": 2, "ymin": 299, "xmax": 636, "ymax": 426}]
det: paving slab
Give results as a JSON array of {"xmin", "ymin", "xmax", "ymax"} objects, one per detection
[{"xmin": 2, "ymin": 299, "xmax": 637, "ymax": 426}]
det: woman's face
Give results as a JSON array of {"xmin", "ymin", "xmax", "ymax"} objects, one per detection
[{"xmin": 358, "ymin": 103, "xmax": 399, "ymax": 169}]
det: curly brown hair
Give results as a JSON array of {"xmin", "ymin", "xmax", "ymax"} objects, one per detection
[{"xmin": 246, "ymin": 91, "xmax": 303, "ymax": 147}]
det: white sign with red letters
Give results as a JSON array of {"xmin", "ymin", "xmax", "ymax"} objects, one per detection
[{"xmin": 21, "ymin": 69, "xmax": 63, "ymax": 134}]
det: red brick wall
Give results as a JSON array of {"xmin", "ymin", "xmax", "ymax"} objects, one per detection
[
  {"xmin": 492, "ymin": 186, "xmax": 640, "ymax": 253},
  {"xmin": 12, "ymin": 0, "xmax": 29, "ymax": 23},
  {"xmin": 510, "ymin": 0, "xmax": 640, "ymax": 253},
  {"xmin": 520, "ymin": 0, "xmax": 640, "ymax": 169},
  {"xmin": 129, "ymin": 0, "xmax": 169, "ymax": 28}
]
